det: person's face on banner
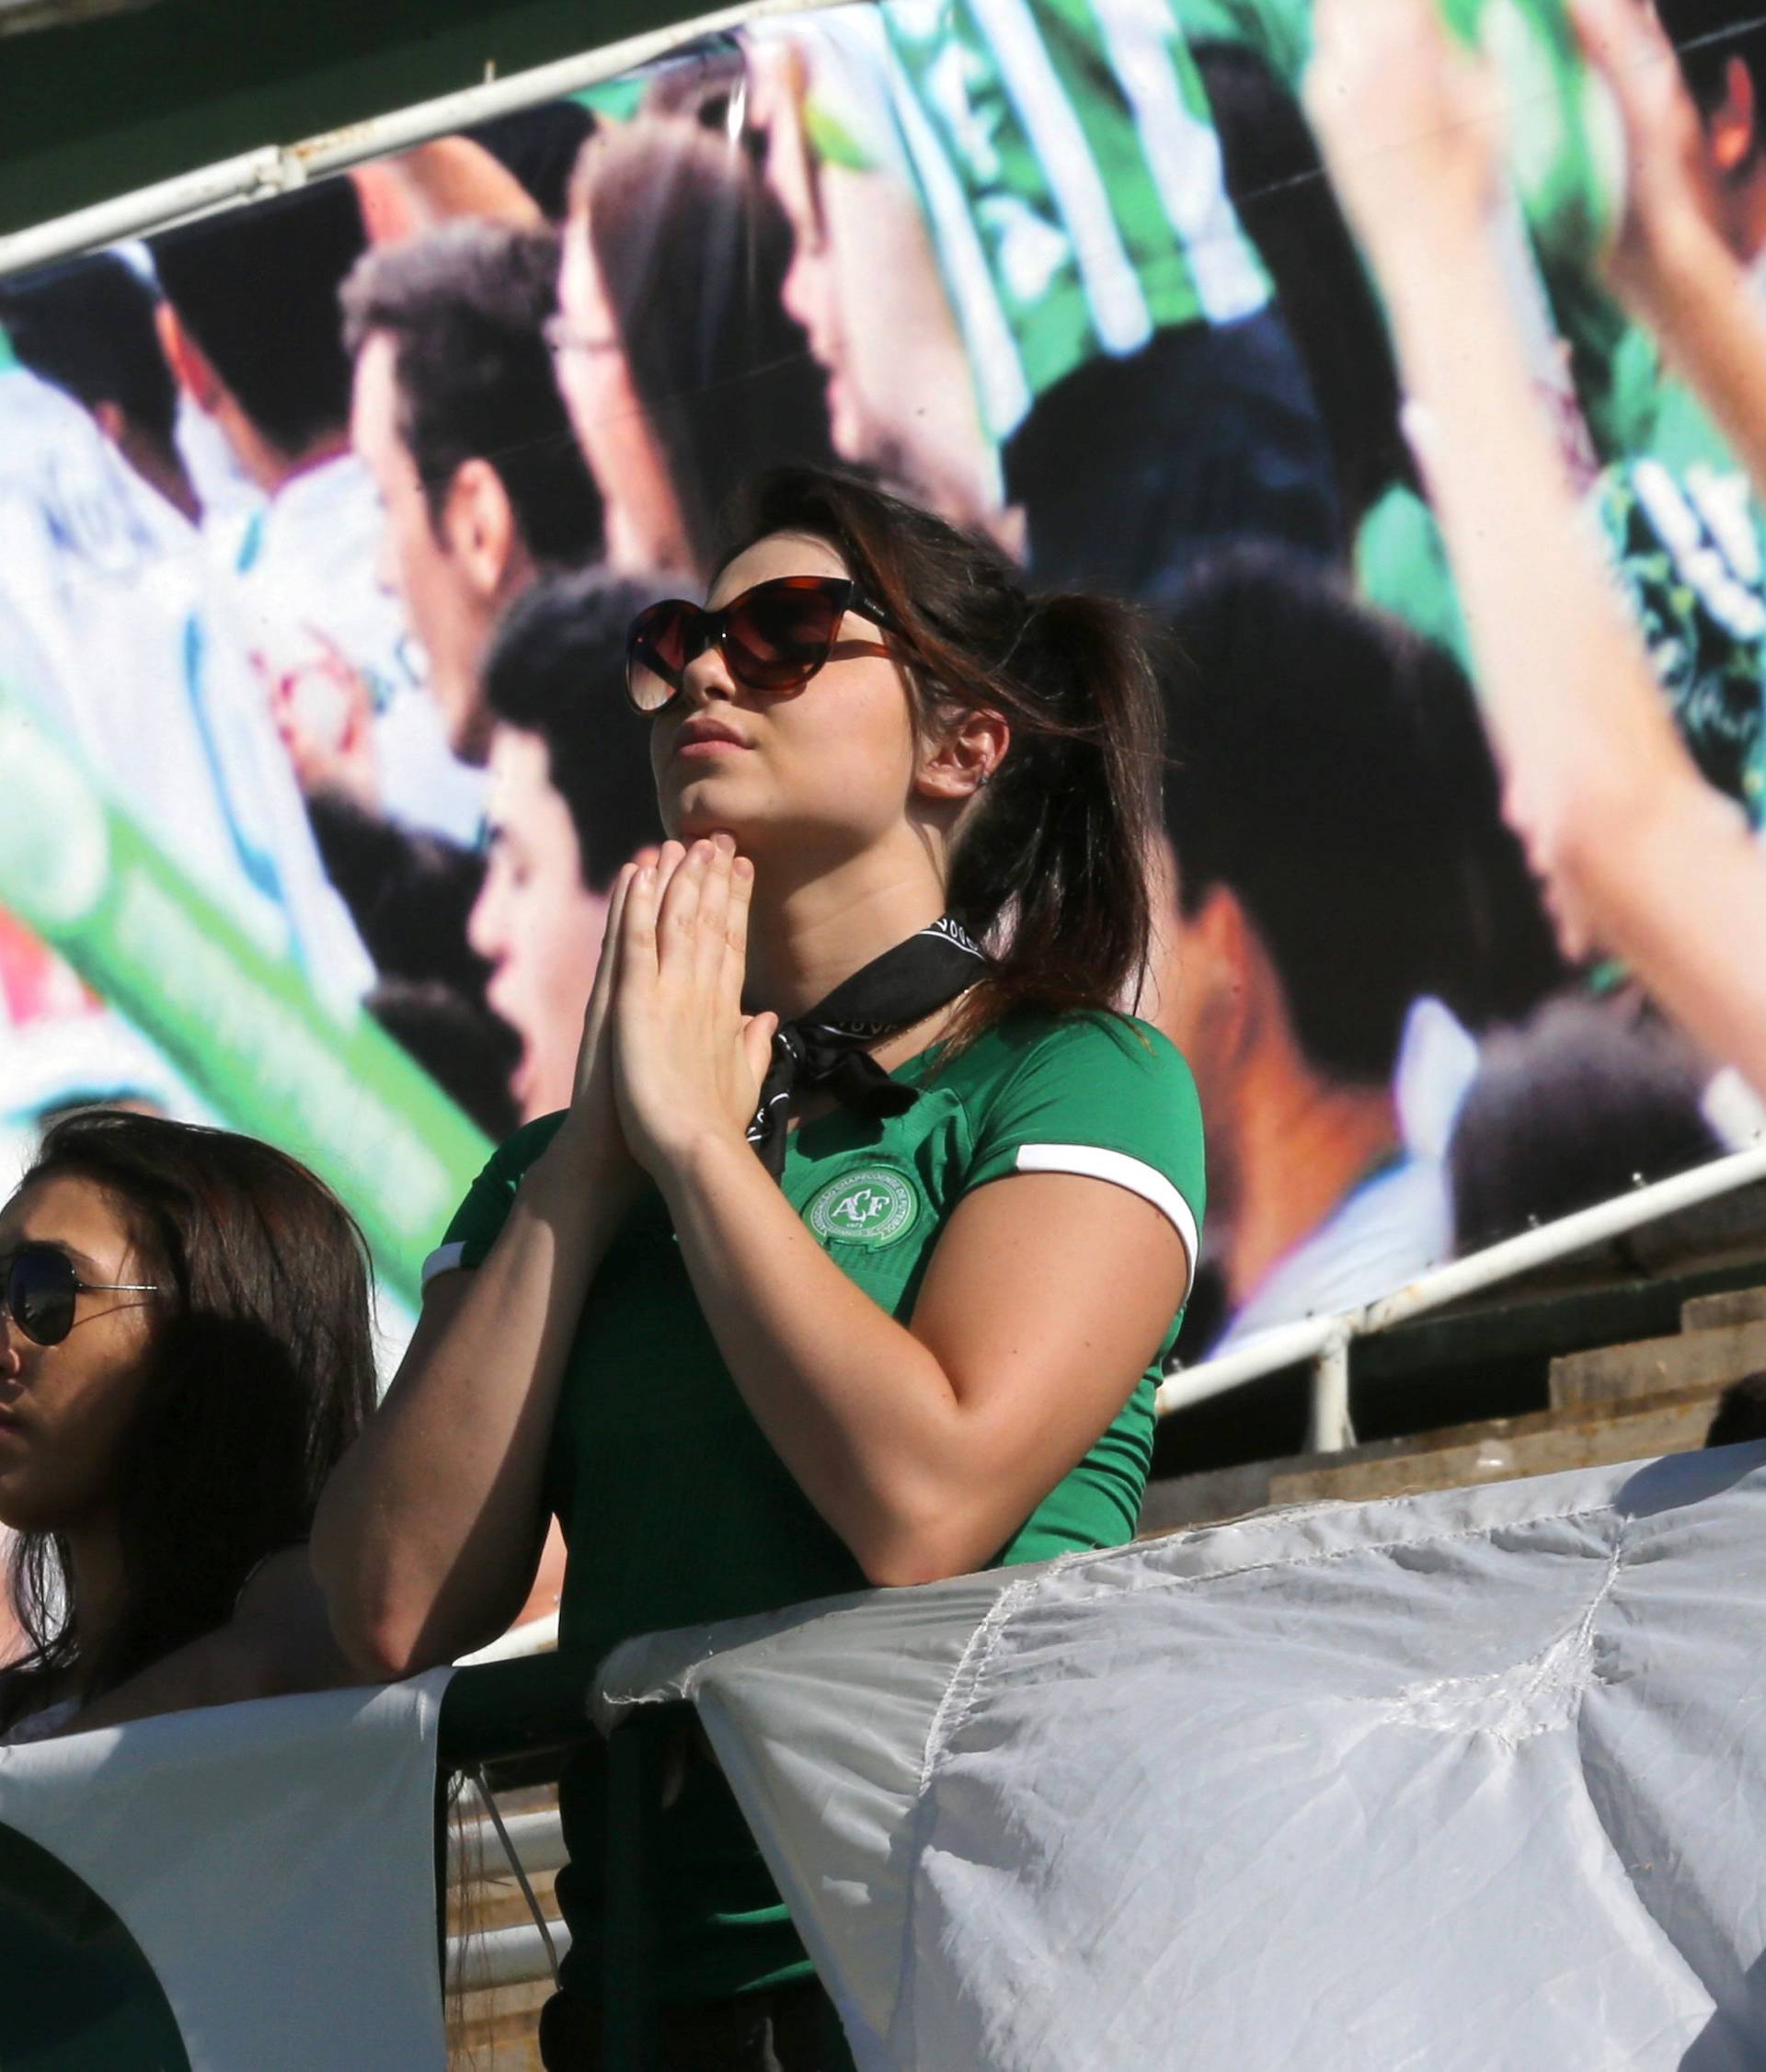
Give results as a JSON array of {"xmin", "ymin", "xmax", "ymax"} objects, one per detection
[
  {"xmin": 778, "ymin": 163, "xmax": 889, "ymax": 462},
  {"xmin": 350, "ymin": 332, "xmax": 502, "ymax": 761},
  {"xmin": 553, "ymin": 215, "xmax": 693, "ymax": 575},
  {"xmin": 0, "ymin": 1175, "xmax": 157, "ymax": 1537},
  {"xmin": 761, "ymin": 86, "xmax": 877, "ymax": 462},
  {"xmin": 1146, "ymin": 843, "xmax": 1248, "ymax": 1143},
  {"xmin": 467, "ymin": 724, "xmax": 610, "ymax": 1121},
  {"xmin": 758, "ymin": 70, "xmax": 1004, "ymax": 534},
  {"xmin": 650, "ymin": 531, "xmax": 926, "ymax": 865},
  {"xmin": 553, "ymin": 222, "xmax": 626, "ymax": 464}
]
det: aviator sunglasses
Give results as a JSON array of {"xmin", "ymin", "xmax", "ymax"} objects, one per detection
[
  {"xmin": 2, "ymin": 1243, "xmax": 161, "ymax": 1348},
  {"xmin": 625, "ymin": 575, "xmax": 900, "ymax": 715}
]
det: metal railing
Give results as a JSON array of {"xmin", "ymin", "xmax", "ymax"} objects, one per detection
[
  {"xmin": 1155, "ymin": 1139, "xmax": 1766, "ymax": 1454},
  {"xmin": 449, "ymin": 1802, "xmax": 570, "ymax": 1991},
  {"xmin": 0, "ymin": 0, "xmax": 858, "ymax": 279},
  {"xmin": 439, "ymin": 1654, "xmax": 591, "ymax": 2000}
]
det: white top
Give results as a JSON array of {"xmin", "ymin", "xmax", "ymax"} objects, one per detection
[
  {"xmin": 1214, "ymin": 1149, "xmax": 1452, "ymax": 1351},
  {"xmin": 0, "ymin": 367, "xmax": 373, "ymax": 1010},
  {"xmin": 219, "ymin": 453, "xmax": 485, "ymax": 846}
]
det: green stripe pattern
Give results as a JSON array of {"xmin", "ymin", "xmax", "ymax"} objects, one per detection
[{"xmin": 880, "ymin": 0, "xmax": 1268, "ymax": 441}]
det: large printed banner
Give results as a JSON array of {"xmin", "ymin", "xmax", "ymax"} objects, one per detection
[
  {"xmin": 0, "ymin": 1671, "xmax": 452, "ymax": 2069},
  {"xmin": 0, "ymin": 692, "xmax": 487, "ymax": 1309},
  {"xmin": 0, "ymin": 0, "xmax": 1761, "ymax": 1370}
]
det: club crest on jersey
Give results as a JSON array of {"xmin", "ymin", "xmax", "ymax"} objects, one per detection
[{"xmin": 807, "ymin": 1167, "xmax": 920, "ymax": 1248}]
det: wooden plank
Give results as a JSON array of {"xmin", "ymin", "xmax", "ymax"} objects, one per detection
[
  {"xmin": 1682, "ymin": 1286, "xmax": 1766, "ymax": 1332},
  {"xmin": 1267, "ymin": 1390, "xmax": 1722, "ymax": 1507},
  {"xmin": 1144, "ymin": 1384, "xmax": 1733, "ymax": 1529},
  {"xmin": 450, "ymin": 1975, "xmax": 552, "ymax": 2069},
  {"xmin": 1550, "ymin": 1322, "xmax": 1766, "ymax": 1408}
]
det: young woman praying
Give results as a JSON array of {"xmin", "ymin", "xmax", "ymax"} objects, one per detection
[{"xmin": 313, "ymin": 467, "xmax": 1204, "ymax": 2070}]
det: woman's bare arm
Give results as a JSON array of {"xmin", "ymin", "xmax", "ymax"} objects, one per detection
[
  {"xmin": 312, "ymin": 866, "xmax": 648, "ymax": 1678},
  {"xmin": 663, "ymin": 1143, "xmax": 1188, "ymax": 1585}
]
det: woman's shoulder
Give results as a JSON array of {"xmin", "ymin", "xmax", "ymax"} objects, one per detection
[
  {"xmin": 473, "ymin": 1110, "xmax": 572, "ymax": 1191},
  {"xmin": 950, "ymin": 1005, "xmax": 1206, "ymax": 1232},
  {"xmin": 433, "ymin": 1112, "xmax": 571, "ymax": 1270},
  {"xmin": 946, "ymin": 1006, "xmax": 1203, "ymax": 1177},
  {"xmin": 0, "ymin": 1696, "xmax": 75, "ymax": 1746},
  {"xmin": 0, "ymin": 1662, "xmax": 72, "ymax": 1747},
  {"xmin": 956, "ymin": 1005, "xmax": 1198, "ymax": 1102}
]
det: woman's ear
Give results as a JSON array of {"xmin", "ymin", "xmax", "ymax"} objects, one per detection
[{"xmin": 914, "ymin": 708, "xmax": 1010, "ymax": 803}]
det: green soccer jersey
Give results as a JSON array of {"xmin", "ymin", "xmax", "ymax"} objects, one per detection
[
  {"xmin": 877, "ymin": 0, "xmax": 1268, "ymax": 442},
  {"xmin": 1171, "ymin": 0, "xmax": 1311, "ymax": 82},
  {"xmin": 1353, "ymin": 483, "xmax": 1472, "ymax": 672},
  {"xmin": 1551, "ymin": 261, "xmax": 1737, "ymax": 480},
  {"xmin": 1356, "ymin": 467, "xmax": 1766, "ymax": 824},
  {"xmin": 429, "ymin": 1006, "xmax": 1204, "ymax": 2004},
  {"xmin": 1594, "ymin": 457, "xmax": 1766, "ymax": 822}
]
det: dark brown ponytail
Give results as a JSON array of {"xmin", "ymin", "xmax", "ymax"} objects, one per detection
[{"xmin": 716, "ymin": 466, "xmax": 1164, "ymax": 1039}]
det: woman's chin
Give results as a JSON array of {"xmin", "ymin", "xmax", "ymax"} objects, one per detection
[{"xmin": 669, "ymin": 791, "xmax": 762, "ymax": 848}]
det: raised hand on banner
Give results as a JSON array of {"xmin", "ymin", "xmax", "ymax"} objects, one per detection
[
  {"xmin": 1568, "ymin": 0, "xmax": 1726, "ymax": 320},
  {"xmin": 352, "ymin": 141, "xmax": 545, "ymax": 243},
  {"xmin": 1305, "ymin": 0, "xmax": 1508, "ymax": 280},
  {"xmin": 264, "ymin": 634, "xmax": 381, "ymax": 812},
  {"xmin": 609, "ymin": 835, "xmax": 777, "ymax": 1181}
]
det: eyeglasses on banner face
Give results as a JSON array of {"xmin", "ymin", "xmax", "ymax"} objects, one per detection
[
  {"xmin": 625, "ymin": 576, "xmax": 900, "ymax": 715},
  {"xmin": 1, "ymin": 1243, "xmax": 162, "ymax": 1348}
]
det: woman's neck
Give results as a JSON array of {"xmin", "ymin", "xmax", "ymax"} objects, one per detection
[
  {"xmin": 744, "ymin": 847, "xmax": 949, "ymax": 1018},
  {"xmin": 63, "ymin": 1518, "xmax": 128, "ymax": 1680}
]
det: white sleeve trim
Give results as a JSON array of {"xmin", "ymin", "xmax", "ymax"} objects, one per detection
[
  {"xmin": 1013, "ymin": 1143, "xmax": 1198, "ymax": 1299},
  {"xmin": 420, "ymin": 1240, "xmax": 473, "ymax": 1288}
]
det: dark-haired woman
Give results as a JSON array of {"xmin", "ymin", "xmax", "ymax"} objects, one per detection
[
  {"xmin": 315, "ymin": 467, "xmax": 1205, "ymax": 2069},
  {"xmin": 555, "ymin": 113, "xmax": 836, "ymax": 579},
  {"xmin": 0, "ymin": 1111, "xmax": 375, "ymax": 1741}
]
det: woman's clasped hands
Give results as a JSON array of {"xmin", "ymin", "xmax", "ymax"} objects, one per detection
[{"xmin": 556, "ymin": 835, "xmax": 779, "ymax": 1187}]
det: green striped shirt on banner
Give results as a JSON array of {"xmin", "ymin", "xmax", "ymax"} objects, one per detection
[
  {"xmin": 1170, "ymin": 0, "xmax": 1313, "ymax": 86},
  {"xmin": 880, "ymin": 0, "xmax": 1268, "ymax": 442}
]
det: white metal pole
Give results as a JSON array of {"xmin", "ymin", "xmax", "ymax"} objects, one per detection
[
  {"xmin": 449, "ymin": 1918, "xmax": 574, "ymax": 1993},
  {"xmin": 0, "ymin": 149, "xmax": 288, "ymax": 278},
  {"xmin": 1157, "ymin": 1138, "xmax": 1766, "ymax": 1421},
  {"xmin": 0, "ymin": 0, "xmax": 865, "ymax": 279},
  {"xmin": 1359, "ymin": 1139, "xmax": 1766, "ymax": 1334},
  {"xmin": 1156, "ymin": 1316, "xmax": 1338, "ymax": 1417},
  {"xmin": 1304, "ymin": 1329, "xmax": 1355, "ymax": 1455}
]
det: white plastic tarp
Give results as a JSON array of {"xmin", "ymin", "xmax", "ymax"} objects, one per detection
[{"xmin": 597, "ymin": 1446, "xmax": 1766, "ymax": 2071}]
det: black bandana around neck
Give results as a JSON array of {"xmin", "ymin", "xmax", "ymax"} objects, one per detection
[{"xmin": 746, "ymin": 916, "xmax": 989, "ymax": 1177}]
